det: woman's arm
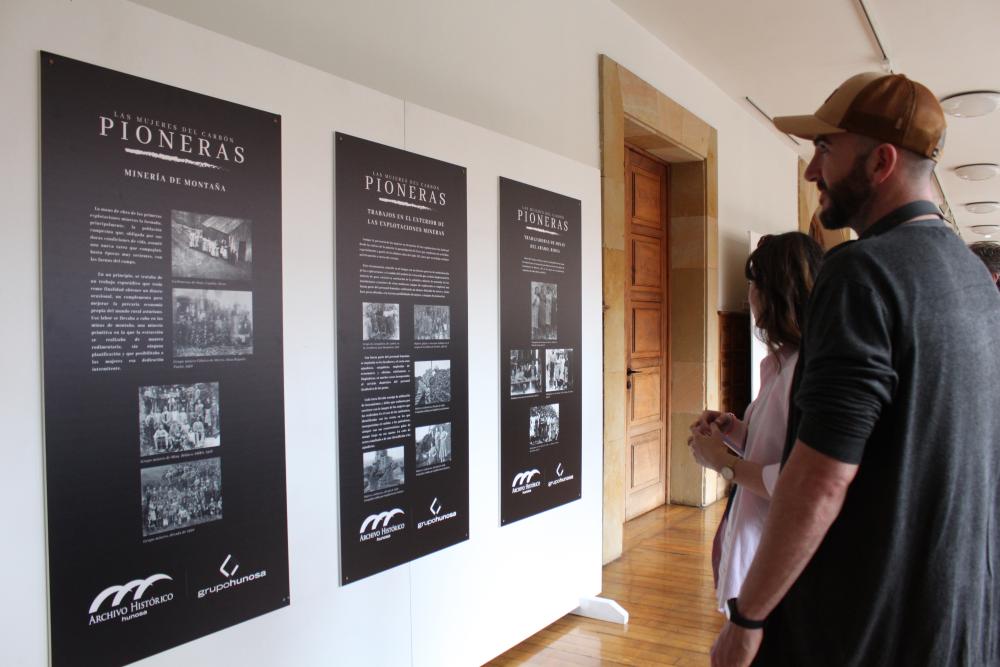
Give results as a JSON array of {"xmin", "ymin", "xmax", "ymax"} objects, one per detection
[
  {"xmin": 689, "ymin": 425, "xmax": 771, "ymax": 499},
  {"xmin": 731, "ymin": 459, "xmax": 770, "ymax": 499}
]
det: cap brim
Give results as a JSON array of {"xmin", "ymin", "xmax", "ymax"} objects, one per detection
[{"xmin": 772, "ymin": 114, "xmax": 845, "ymax": 140}]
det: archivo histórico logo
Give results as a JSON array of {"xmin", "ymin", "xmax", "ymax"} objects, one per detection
[
  {"xmin": 88, "ymin": 573, "xmax": 174, "ymax": 626},
  {"xmin": 511, "ymin": 469, "xmax": 542, "ymax": 495},
  {"xmin": 360, "ymin": 508, "xmax": 406, "ymax": 542}
]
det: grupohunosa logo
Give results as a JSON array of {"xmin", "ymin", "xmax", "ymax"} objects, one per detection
[
  {"xmin": 360, "ymin": 508, "xmax": 405, "ymax": 542},
  {"xmin": 197, "ymin": 554, "xmax": 268, "ymax": 600},
  {"xmin": 548, "ymin": 461, "xmax": 575, "ymax": 488},
  {"xmin": 88, "ymin": 573, "xmax": 174, "ymax": 626},
  {"xmin": 511, "ymin": 468, "xmax": 542, "ymax": 495},
  {"xmin": 418, "ymin": 497, "xmax": 458, "ymax": 530}
]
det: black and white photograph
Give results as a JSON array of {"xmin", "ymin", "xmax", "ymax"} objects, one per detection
[
  {"xmin": 173, "ymin": 288, "xmax": 254, "ymax": 357},
  {"xmin": 415, "ymin": 422, "xmax": 452, "ymax": 469},
  {"xmin": 171, "ymin": 210, "xmax": 253, "ymax": 282},
  {"xmin": 362, "ymin": 445, "xmax": 406, "ymax": 493},
  {"xmin": 414, "ymin": 359, "xmax": 451, "ymax": 406},
  {"xmin": 509, "ymin": 349, "xmax": 542, "ymax": 396},
  {"xmin": 529, "ymin": 403, "xmax": 560, "ymax": 446},
  {"xmin": 545, "ymin": 348, "xmax": 574, "ymax": 392},
  {"xmin": 530, "ymin": 281, "xmax": 558, "ymax": 341},
  {"xmin": 141, "ymin": 458, "xmax": 222, "ymax": 537},
  {"xmin": 363, "ymin": 302, "xmax": 400, "ymax": 341},
  {"xmin": 414, "ymin": 304, "xmax": 450, "ymax": 340},
  {"xmin": 139, "ymin": 382, "xmax": 220, "ymax": 456}
]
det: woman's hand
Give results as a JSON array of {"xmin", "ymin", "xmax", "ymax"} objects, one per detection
[
  {"xmin": 689, "ymin": 423, "xmax": 734, "ymax": 472},
  {"xmin": 690, "ymin": 410, "xmax": 734, "ymax": 437}
]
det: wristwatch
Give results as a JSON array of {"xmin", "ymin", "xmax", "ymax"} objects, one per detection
[
  {"xmin": 720, "ymin": 456, "xmax": 737, "ymax": 482},
  {"xmin": 727, "ymin": 597, "xmax": 766, "ymax": 629}
]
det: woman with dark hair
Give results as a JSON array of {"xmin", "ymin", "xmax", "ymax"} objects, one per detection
[{"xmin": 688, "ymin": 231, "xmax": 824, "ymax": 614}]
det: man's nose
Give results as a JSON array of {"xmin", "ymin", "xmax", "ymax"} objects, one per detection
[{"xmin": 803, "ymin": 151, "xmax": 821, "ymax": 182}]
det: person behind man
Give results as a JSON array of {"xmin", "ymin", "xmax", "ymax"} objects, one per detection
[
  {"xmin": 689, "ymin": 232, "xmax": 823, "ymax": 617},
  {"xmin": 711, "ymin": 72, "xmax": 1000, "ymax": 666},
  {"xmin": 969, "ymin": 240, "xmax": 1000, "ymax": 289}
]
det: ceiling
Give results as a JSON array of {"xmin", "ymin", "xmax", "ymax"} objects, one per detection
[{"xmin": 613, "ymin": 0, "xmax": 1000, "ymax": 241}]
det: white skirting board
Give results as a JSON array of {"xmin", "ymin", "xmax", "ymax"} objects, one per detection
[{"xmin": 570, "ymin": 596, "xmax": 629, "ymax": 625}]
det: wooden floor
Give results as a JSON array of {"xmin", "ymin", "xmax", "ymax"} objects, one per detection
[{"xmin": 488, "ymin": 501, "xmax": 727, "ymax": 666}]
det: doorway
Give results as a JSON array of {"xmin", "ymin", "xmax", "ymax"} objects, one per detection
[{"xmin": 600, "ymin": 55, "xmax": 721, "ymax": 564}]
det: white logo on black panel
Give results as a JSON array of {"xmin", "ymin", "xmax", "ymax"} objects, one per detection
[
  {"xmin": 360, "ymin": 508, "xmax": 406, "ymax": 542},
  {"xmin": 512, "ymin": 469, "xmax": 540, "ymax": 487},
  {"xmin": 511, "ymin": 468, "xmax": 542, "ymax": 495},
  {"xmin": 418, "ymin": 497, "xmax": 458, "ymax": 530},
  {"xmin": 219, "ymin": 554, "xmax": 239, "ymax": 577},
  {"xmin": 548, "ymin": 461, "xmax": 576, "ymax": 488},
  {"xmin": 360, "ymin": 508, "xmax": 404, "ymax": 533},
  {"xmin": 88, "ymin": 573, "xmax": 174, "ymax": 626},
  {"xmin": 198, "ymin": 554, "xmax": 268, "ymax": 599}
]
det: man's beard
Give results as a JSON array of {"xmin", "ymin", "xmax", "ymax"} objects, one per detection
[{"xmin": 817, "ymin": 153, "xmax": 874, "ymax": 230}]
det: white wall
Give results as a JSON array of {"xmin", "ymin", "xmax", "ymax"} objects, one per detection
[
  {"xmin": 130, "ymin": 0, "xmax": 801, "ymax": 312},
  {"xmin": 1, "ymin": 1, "xmax": 801, "ymax": 664},
  {"xmin": 1, "ymin": 1, "xmax": 603, "ymax": 666}
]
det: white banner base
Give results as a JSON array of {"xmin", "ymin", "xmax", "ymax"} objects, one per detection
[{"xmin": 570, "ymin": 596, "xmax": 629, "ymax": 625}]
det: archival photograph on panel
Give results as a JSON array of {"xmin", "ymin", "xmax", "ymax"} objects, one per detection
[
  {"xmin": 510, "ymin": 349, "xmax": 542, "ymax": 396},
  {"xmin": 171, "ymin": 210, "xmax": 253, "ymax": 281},
  {"xmin": 414, "ymin": 359, "xmax": 451, "ymax": 406},
  {"xmin": 530, "ymin": 281, "xmax": 558, "ymax": 341},
  {"xmin": 545, "ymin": 348, "xmax": 574, "ymax": 392},
  {"xmin": 362, "ymin": 445, "xmax": 405, "ymax": 493},
  {"xmin": 415, "ymin": 422, "xmax": 452, "ymax": 470},
  {"xmin": 141, "ymin": 458, "xmax": 222, "ymax": 537},
  {"xmin": 363, "ymin": 302, "xmax": 400, "ymax": 341},
  {"xmin": 173, "ymin": 288, "xmax": 253, "ymax": 357},
  {"xmin": 414, "ymin": 304, "xmax": 450, "ymax": 340},
  {"xmin": 529, "ymin": 403, "xmax": 560, "ymax": 446},
  {"xmin": 139, "ymin": 382, "xmax": 220, "ymax": 457}
]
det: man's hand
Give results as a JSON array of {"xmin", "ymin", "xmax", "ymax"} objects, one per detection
[{"xmin": 711, "ymin": 622, "xmax": 762, "ymax": 667}]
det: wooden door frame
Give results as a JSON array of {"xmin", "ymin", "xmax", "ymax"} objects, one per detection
[{"xmin": 599, "ymin": 55, "xmax": 721, "ymax": 564}]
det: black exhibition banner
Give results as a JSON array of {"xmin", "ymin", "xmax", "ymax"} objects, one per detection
[
  {"xmin": 41, "ymin": 53, "xmax": 288, "ymax": 666},
  {"xmin": 335, "ymin": 133, "xmax": 469, "ymax": 584},
  {"xmin": 499, "ymin": 177, "xmax": 582, "ymax": 525}
]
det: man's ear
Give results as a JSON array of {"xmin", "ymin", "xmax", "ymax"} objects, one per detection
[
  {"xmin": 868, "ymin": 143, "xmax": 900, "ymax": 185},
  {"xmin": 991, "ymin": 272, "xmax": 999, "ymax": 285}
]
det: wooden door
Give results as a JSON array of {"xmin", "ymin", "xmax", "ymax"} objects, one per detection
[{"xmin": 624, "ymin": 147, "xmax": 670, "ymax": 520}]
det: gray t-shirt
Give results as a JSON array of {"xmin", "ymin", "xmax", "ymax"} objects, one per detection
[{"xmin": 757, "ymin": 209, "xmax": 1000, "ymax": 666}]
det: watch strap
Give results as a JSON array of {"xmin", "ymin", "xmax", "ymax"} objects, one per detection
[{"xmin": 727, "ymin": 597, "xmax": 766, "ymax": 629}]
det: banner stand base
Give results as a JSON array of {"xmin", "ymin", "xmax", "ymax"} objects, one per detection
[{"xmin": 570, "ymin": 596, "xmax": 629, "ymax": 625}]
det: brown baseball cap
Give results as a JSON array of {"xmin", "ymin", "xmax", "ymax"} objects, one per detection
[{"xmin": 774, "ymin": 72, "xmax": 946, "ymax": 161}]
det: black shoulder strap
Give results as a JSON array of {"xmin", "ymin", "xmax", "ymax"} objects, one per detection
[{"xmin": 860, "ymin": 200, "xmax": 942, "ymax": 240}]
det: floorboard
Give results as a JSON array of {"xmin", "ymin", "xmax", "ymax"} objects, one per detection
[{"xmin": 486, "ymin": 502, "xmax": 726, "ymax": 666}]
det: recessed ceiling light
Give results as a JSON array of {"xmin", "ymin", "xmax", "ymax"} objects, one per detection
[
  {"xmin": 965, "ymin": 201, "xmax": 1000, "ymax": 215},
  {"xmin": 955, "ymin": 163, "xmax": 1000, "ymax": 181},
  {"xmin": 968, "ymin": 224, "xmax": 1000, "ymax": 237},
  {"xmin": 940, "ymin": 91, "xmax": 1000, "ymax": 117}
]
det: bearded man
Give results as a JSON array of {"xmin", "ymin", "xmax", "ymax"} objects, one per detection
[{"xmin": 711, "ymin": 72, "xmax": 1000, "ymax": 667}]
